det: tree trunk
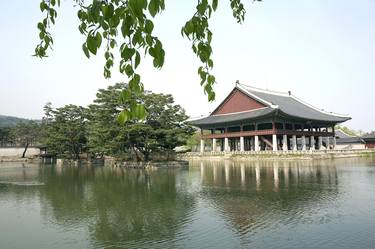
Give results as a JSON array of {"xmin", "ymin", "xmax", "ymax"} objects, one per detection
[
  {"xmin": 22, "ymin": 143, "xmax": 29, "ymax": 158},
  {"xmin": 132, "ymin": 146, "xmax": 142, "ymax": 162}
]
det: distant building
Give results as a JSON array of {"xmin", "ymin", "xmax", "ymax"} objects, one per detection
[
  {"xmin": 335, "ymin": 129, "xmax": 365, "ymax": 150},
  {"xmin": 191, "ymin": 83, "xmax": 351, "ymax": 152},
  {"xmin": 362, "ymin": 134, "xmax": 375, "ymax": 149}
]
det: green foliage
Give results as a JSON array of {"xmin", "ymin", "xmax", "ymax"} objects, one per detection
[
  {"xmin": 34, "ymin": 0, "xmax": 262, "ymax": 121},
  {"xmin": 87, "ymin": 83, "xmax": 194, "ymax": 161},
  {"xmin": 0, "ymin": 118, "xmax": 42, "ymax": 157},
  {"xmin": 45, "ymin": 104, "xmax": 88, "ymax": 159},
  {"xmin": 10, "ymin": 121, "xmax": 42, "ymax": 157},
  {"xmin": 0, "ymin": 127, "xmax": 13, "ymax": 147},
  {"xmin": 185, "ymin": 130, "xmax": 201, "ymax": 150}
]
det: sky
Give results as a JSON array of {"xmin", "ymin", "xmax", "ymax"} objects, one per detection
[{"xmin": 0, "ymin": 0, "xmax": 374, "ymax": 131}]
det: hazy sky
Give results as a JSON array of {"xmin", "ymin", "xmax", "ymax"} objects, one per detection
[{"xmin": 1, "ymin": 1, "xmax": 374, "ymax": 131}]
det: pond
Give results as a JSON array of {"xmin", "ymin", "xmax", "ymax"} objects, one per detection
[{"xmin": 1, "ymin": 158, "xmax": 375, "ymax": 249}]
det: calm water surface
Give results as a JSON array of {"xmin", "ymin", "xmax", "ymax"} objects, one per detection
[{"xmin": 1, "ymin": 158, "xmax": 375, "ymax": 249}]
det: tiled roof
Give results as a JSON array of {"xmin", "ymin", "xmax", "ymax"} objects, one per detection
[
  {"xmin": 238, "ymin": 84, "xmax": 351, "ymax": 123},
  {"xmin": 335, "ymin": 129, "xmax": 353, "ymax": 139},
  {"xmin": 190, "ymin": 84, "xmax": 351, "ymax": 127},
  {"xmin": 336, "ymin": 137, "xmax": 365, "ymax": 144},
  {"xmin": 190, "ymin": 107, "xmax": 275, "ymax": 126}
]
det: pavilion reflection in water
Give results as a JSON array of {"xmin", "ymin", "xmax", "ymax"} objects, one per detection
[
  {"xmin": 193, "ymin": 160, "xmax": 341, "ymax": 236},
  {"xmin": 196, "ymin": 160, "xmax": 339, "ymax": 190}
]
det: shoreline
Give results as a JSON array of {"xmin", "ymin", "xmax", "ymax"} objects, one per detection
[
  {"xmin": 178, "ymin": 149, "xmax": 375, "ymax": 161},
  {"xmin": 2, "ymin": 149, "xmax": 375, "ymax": 165}
]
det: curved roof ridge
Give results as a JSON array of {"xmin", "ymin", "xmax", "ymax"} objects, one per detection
[
  {"xmin": 238, "ymin": 82, "xmax": 350, "ymax": 119},
  {"xmin": 188, "ymin": 114, "xmax": 210, "ymax": 122},
  {"xmin": 290, "ymin": 94, "xmax": 351, "ymax": 118},
  {"xmin": 237, "ymin": 83, "xmax": 289, "ymax": 96},
  {"xmin": 236, "ymin": 84, "xmax": 279, "ymax": 108},
  {"xmin": 337, "ymin": 128, "xmax": 356, "ymax": 138}
]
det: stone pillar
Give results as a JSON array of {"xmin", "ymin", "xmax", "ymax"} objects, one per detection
[
  {"xmin": 272, "ymin": 134, "xmax": 278, "ymax": 151},
  {"xmin": 200, "ymin": 139, "xmax": 205, "ymax": 153},
  {"xmin": 212, "ymin": 138, "xmax": 216, "ymax": 152},
  {"xmin": 325, "ymin": 136, "xmax": 330, "ymax": 150},
  {"xmin": 318, "ymin": 136, "xmax": 323, "ymax": 150},
  {"xmin": 254, "ymin": 136, "xmax": 259, "ymax": 151},
  {"xmin": 224, "ymin": 137, "xmax": 229, "ymax": 152},
  {"xmin": 302, "ymin": 135, "xmax": 306, "ymax": 151},
  {"xmin": 240, "ymin": 136, "xmax": 244, "ymax": 152},
  {"xmin": 250, "ymin": 137, "xmax": 254, "ymax": 151},
  {"xmin": 282, "ymin": 135, "xmax": 288, "ymax": 151},
  {"xmin": 310, "ymin": 136, "xmax": 315, "ymax": 151},
  {"xmin": 292, "ymin": 135, "xmax": 297, "ymax": 151}
]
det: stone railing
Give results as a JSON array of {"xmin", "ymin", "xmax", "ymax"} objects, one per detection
[{"xmin": 183, "ymin": 148, "xmax": 375, "ymax": 157}]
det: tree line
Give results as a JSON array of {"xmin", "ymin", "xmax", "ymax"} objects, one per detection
[{"xmin": 0, "ymin": 84, "xmax": 195, "ymax": 161}]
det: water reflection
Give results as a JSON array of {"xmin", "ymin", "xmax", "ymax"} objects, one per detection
[
  {"xmin": 1, "ymin": 158, "xmax": 375, "ymax": 249},
  {"xmin": 40, "ymin": 167, "xmax": 196, "ymax": 248},
  {"xmin": 191, "ymin": 160, "xmax": 341, "ymax": 238},
  {"xmin": 0, "ymin": 164, "xmax": 196, "ymax": 249}
]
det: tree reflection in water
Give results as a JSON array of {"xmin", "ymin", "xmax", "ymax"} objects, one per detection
[{"xmin": 38, "ymin": 166, "xmax": 196, "ymax": 248}]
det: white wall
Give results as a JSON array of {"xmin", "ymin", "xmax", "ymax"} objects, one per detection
[
  {"xmin": 335, "ymin": 144, "xmax": 366, "ymax": 150},
  {"xmin": 0, "ymin": 147, "xmax": 40, "ymax": 158}
]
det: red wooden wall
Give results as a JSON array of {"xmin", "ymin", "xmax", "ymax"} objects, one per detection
[{"xmin": 212, "ymin": 89, "xmax": 265, "ymax": 115}]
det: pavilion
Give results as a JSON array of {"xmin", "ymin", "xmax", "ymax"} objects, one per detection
[{"xmin": 191, "ymin": 83, "xmax": 351, "ymax": 153}]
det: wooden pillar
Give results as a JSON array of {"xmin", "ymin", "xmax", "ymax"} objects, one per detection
[{"xmin": 212, "ymin": 138, "xmax": 216, "ymax": 152}]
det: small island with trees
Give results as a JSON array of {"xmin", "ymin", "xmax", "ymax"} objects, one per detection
[{"xmin": 0, "ymin": 83, "xmax": 197, "ymax": 167}]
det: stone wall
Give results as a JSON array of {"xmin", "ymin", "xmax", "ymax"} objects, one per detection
[
  {"xmin": 0, "ymin": 147, "xmax": 40, "ymax": 159},
  {"xmin": 179, "ymin": 149, "xmax": 375, "ymax": 161}
]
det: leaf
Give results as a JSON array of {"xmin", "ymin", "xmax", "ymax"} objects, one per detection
[
  {"xmin": 145, "ymin": 19, "xmax": 154, "ymax": 34},
  {"xmin": 134, "ymin": 51, "xmax": 141, "ymax": 69},
  {"xmin": 95, "ymin": 32, "xmax": 102, "ymax": 49},
  {"xmin": 37, "ymin": 22, "xmax": 44, "ymax": 31},
  {"xmin": 121, "ymin": 46, "xmax": 135, "ymax": 61},
  {"xmin": 102, "ymin": 4, "xmax": 114, "ymax": 18},
  {"xmin": 185, "ymin": 21, "xmax": 194, "ymax": 34},
  {"xmin": 118, "ymin": 110, "xmax": 130, "ymax": 124},
  {"xmin": 121, "ymin": 89, "xmax": 132, "ymax": 102},
  {"xmin": 82, "ymin": 44, "xmax": 90, "ymax": 58},
  {"xmin": 125, "ymin": 64, "xmax": 134, "ymax": 77},
  {"xmin": 134, "ymin": 104, "xmax": 146, "ymax": 120},
  {"xmin": 87, "ymin": 35, "xmax": 97, "ymax": 55},
  {"xmin": 148, "ymin": 0, "xmax": 158, "ymax": 17},
  {"xmin": 212, "ymin": 0, "xmax": 218, "ymax": 11}
]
